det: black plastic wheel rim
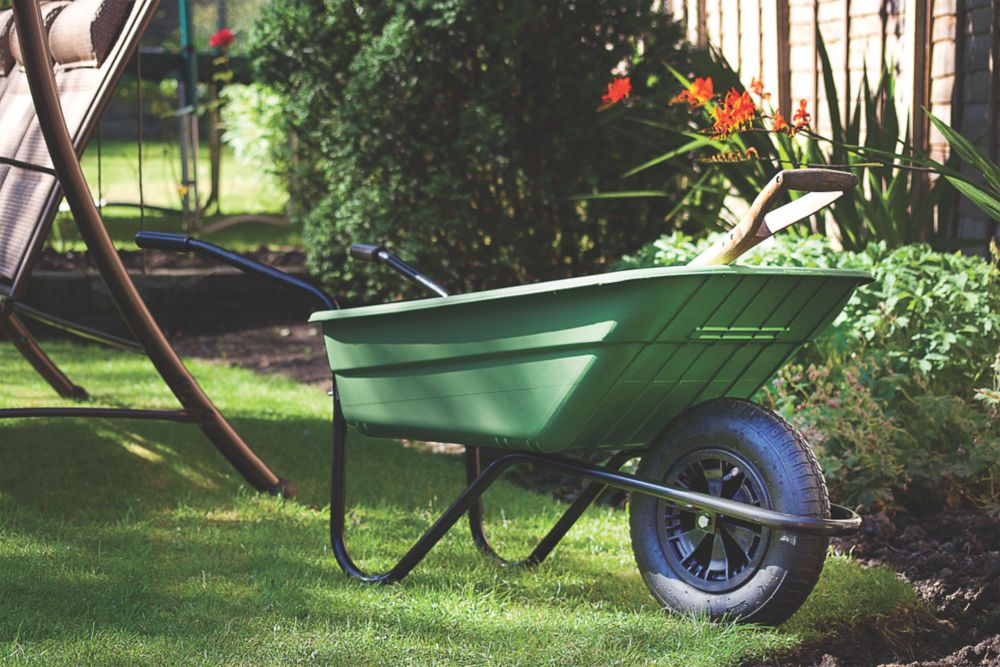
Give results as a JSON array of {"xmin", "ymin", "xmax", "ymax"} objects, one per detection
[{"xmin": 655, "ymin": 448, "xmax": 773, "ymax": 593}]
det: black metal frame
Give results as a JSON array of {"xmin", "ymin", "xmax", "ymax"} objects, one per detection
[
  {"xmin": 136, "ymin": 231, "xmax": 863, "ymax": 585},
  {"xmin": 327, "ymin": 392, "xmax": 861, "ymax": 584}
]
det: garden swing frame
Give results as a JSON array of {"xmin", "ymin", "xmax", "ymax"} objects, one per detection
[{"xmin": 1, "ymin": 0, "xmax": 293, "ymax": 497}]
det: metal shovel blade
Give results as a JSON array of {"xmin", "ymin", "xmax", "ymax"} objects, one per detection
[{"xmin": 762, "ymin": 190, "xmax": 846, "ymax": 236}]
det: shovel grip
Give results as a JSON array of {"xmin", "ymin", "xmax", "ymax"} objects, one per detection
[
  {"xmin": 779, "ymin": 168, "xmax": 857, "ymax": 192},
  {"xmin": 688, "ymin": 169, "xmax": 856, "ymax": 267}
]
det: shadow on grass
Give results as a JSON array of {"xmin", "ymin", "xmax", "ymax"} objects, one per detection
[{"xmin": 0, "ymin": 341, "xmax": 916, "ymax": 664}]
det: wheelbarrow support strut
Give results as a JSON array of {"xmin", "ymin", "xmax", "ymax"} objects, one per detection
[{"xmin": 328, "ymin": 391, "xmax": 861, "ymax": 584}]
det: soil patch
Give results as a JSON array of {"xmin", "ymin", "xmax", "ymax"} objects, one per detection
[
  {"xmin": 175, "ymin": 323, "xmax": 1000, "ymax": 666},
  {"xmin": 174, "ymin": 322, "xmax": 331, "ymax": 391}
]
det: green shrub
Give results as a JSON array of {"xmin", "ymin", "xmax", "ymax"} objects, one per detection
[
  {"xmin": 249, "ymin": 0, "xmax": 691, "ymax": 300},
  {"xmin": 220, "ymin": 83, "xmax": 289, "ymax": 176},
  {"xmin": 618, "ymin": 234, "xmax": 1000, "ymax": 391},
  {"xmin": 620, "ymin": 233, "xmax": 1000, "ymax": 511},
  {"xmin": 220, "ymin": 82, "xmax": 290, "ymax": 208},
  {"xmin": 764, "ymin": 356, "xmax": 999, "ymax": 511}
]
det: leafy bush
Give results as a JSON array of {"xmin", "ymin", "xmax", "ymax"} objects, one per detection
[
  {"xmin": 249, "ymin": 0, "xmax": 692, "ymax": 299},
  {"xmin": 618, "ymin": 234, "xmax": 1000, "ymax": 390},
  {"xmin": 620, "ymin": 233, "xmax": 1000, "ymax": 511},
  {"xmin": 220, "ymin": 83, "xmax": 288, "ymax": 175},
  {"xmin": 765, "ymin": 356, "xmax": 999, "ymax": 510},
  {"xmin": 220, "ymin": 82, "xmax": 290, "ymax": 207}
]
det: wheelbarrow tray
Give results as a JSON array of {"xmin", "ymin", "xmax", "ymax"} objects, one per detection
[{"xmin": 310, "ymin": 265, "xmax": 871, "ymax": 453}]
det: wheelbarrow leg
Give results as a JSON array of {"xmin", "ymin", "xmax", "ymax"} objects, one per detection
[
  {"xmin": 329, "ymin": 392, "xmax": 633, "ymax": 582},
  {"xmin": 329, "ymin": 392, "xmax": 527, "ymax": 583},
  {"xmin": 464, "ymin": 447, "xmax": 635, "ymax": 567}
]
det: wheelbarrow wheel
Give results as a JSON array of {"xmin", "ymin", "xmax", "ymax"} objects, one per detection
[{"xmin": 629, "ymin": 398, "xmax": 829, "ymax": 625}]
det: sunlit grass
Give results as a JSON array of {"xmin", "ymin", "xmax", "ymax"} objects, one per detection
[
  {"xmin": 47, "ymin": 140, "xmax": 299, "ymax": 253},
  {"xmin": 0, "ymin": 341, "xmax": 916, "ymax": 665}
]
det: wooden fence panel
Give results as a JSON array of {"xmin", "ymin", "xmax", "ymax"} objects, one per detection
[{"xmin": 663, "ymin": 0, "xmax": 999, "ymax": 243}]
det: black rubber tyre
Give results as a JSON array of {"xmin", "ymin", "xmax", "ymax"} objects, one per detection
[{"xmin": 629, "ymin": 398, "xmax": 830, "ymax": 625}]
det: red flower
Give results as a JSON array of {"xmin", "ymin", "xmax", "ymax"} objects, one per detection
[
  {"xmin": 750, "ymin": 76, "xmax": 770, "ymax": 100},
  {"xmin": 670, "ymin": 76, "xmax": 714, "ymax": 108},
  {"xmin": 209, "ymin": 27, "xmax": 234, "ymax": 49},
  {"xmin": 792, "ymin": 98, "xmax": 811, "ymax": 129},
  {"xmin": 772, "ymin": 110, "xmax": 790, "ymax": 134},
  {"xmin": 712, "ymin": 88, "xmax": 756, "ymax": 137},
  {"xmin": 599, "ymin": 77, "xmax": 631, "ymax": 110}
]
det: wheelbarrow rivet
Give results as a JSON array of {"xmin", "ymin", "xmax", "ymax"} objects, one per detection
[{"xmin": 696, "ymin": 514, "xmax": 712, "ymax": 530}]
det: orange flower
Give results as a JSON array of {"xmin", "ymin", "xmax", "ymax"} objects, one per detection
[
  {"xmin": 670, "ymin": 76, "xmax": 714, "ymax": 108},
  {"xmin": 599, "ymin": 77, "xmax": 631, "ymax": 110},
  {"xmin": 792, "ymin": 98, "xmax": 811, "ymax": 129},
  {"xmin": 697, "ymin": 147, "xmax": 761, "ymax": 163},
  {"xmin": 750, "ymin": 76, "xmax": 770, "ymax": 100},
  {"xmin": 772, "ymin": 110, "xmax": 790, "ymax": 134},
  {"xmin": 712, "ymin": 88, "xmax": 756, "ymax": 137}
]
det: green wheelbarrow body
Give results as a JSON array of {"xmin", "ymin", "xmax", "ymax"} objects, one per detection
[{"xmin": 310, "ymin": 264, "xmax": 872, "ymax": 453}]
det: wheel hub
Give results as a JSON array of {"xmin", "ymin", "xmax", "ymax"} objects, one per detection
[{"xmin": 655, "ymin": 448, "xmax": 772, "ymax": 593}]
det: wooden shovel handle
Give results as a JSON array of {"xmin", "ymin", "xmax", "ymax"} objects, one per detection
[
  {"xmin": 780, "ymin": 168, "xmax": 858, "ymax": 192},
  {"xmin": 688, "ymin": 169, "xmax": 857, "ymax": 267}
]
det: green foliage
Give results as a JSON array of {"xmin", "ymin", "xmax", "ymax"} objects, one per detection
[
  {"xmin": 619, "ymin": 32, "xmax": 955, "ymax": 250},
  {"xmin": 809, "ymin": 33, "xmax": 954, "ymax": 249},
  {"xmin": 975, "ymin": 347, "xmax": 1000, "ymax": 411},
  {"xmin": 219, "ymin": 82, "xmax": 290, "ymax": 191},
  {"xmin": 620, "ymin": 232, "xmax": 1000, "ymax": 511},
  {"xmin": 837, "ymin": 243, "xmax": 1000, "ymax": 389},
  {"xmin": 765, "ymin": 356, "xmax": 1000, "ymax": 510},
  {"xmin": 249, "ymin": 0, "xmax": 692, "ymax": 299},
  {"xmin": 927, "ymin": 113, "xmax": 1000, "ymax": 224}
]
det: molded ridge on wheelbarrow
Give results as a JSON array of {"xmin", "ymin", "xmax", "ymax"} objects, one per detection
[{"xmin": 310, "ymin": 264, "xmax": 871, "ymax": 453}]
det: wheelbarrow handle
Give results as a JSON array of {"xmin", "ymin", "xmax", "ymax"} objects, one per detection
[
  {"xmin": 135, "ymin": 231, "xmax": 337, "ymax": 310},
  {"xmin": 350, "ymin": 243, "xmax": 450, "ymax": 298},
  {"xmin": 689, "ymin": 168, "xmax": 857, "ymax": 267}
]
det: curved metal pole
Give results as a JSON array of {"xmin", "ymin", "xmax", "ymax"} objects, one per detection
[
  {"xmin": 11, "ymin": 0, "xmax": 293, "ymax": 497},
  {"xmin": 329, "ymin": 395, "xmax": 604, "ymax": 584},
  {"xmin": 465, "ymin": 447, "xmax": 634, "ymax": 567}
]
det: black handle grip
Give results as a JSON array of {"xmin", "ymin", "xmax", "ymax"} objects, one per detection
[
  {"xmin": 350, "ymin": 243, "xmax": 385, "ymax": 261},
  {"xmin": 134, "ymin": 232, "xmax": 336, "ymax": 310},
  {"xmin": 135, "ymin": 231, "xmax": 192, "ymax": 252},
  {"xmin": 349, "ymin": 241, "xmax": 449, "ymax": 297}
]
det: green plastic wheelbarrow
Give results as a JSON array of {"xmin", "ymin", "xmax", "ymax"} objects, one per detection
[{"xmin": 138, "ymin": 168, "xmax": 871, "ymax": 626}]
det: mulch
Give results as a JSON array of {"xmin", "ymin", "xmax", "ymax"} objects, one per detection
[{"xmin": 174, "ymin": 321, "xmax": 1000, "ymax": 667}]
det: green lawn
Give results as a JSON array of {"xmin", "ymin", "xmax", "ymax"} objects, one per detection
[
  {"xmin": 48, "ymin": 140, "xmax": 300, "ymax": 253},
  {"xmin": 0, "ymin": 341, "xmax": 917, "ymax": 665}
]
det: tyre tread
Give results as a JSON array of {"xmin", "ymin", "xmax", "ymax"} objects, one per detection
[{"xmin": 629, "ymin": 398, "xmax": 831, "ymax": 626}]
